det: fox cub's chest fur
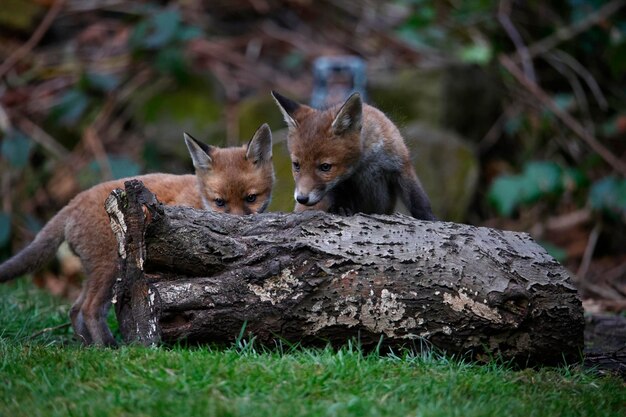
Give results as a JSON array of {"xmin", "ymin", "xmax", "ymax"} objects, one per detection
[
  {"xmin": 0, "ymin": 124, "xmax": 274, "ymax": 346},
  {"xmin": 272, "ymin": 91, "xmax": 435, "ymax": 220}
]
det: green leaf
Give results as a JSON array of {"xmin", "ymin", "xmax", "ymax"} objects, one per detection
[
  {"xmin": 395, "ymin": 27, "xmax": 429, "ymax": 49},
  {"xmin": 129, "ymin": 19, "xmax": 149, "ymax": 51},
  {"xmin": 90, "ymin": 156, "xmax": 141, "ymax": 179},
  {"xmin": 108, "ymin": 156, "xmax": 141, "ymax": 179},
  {"xmin": 488, "ymin": 175, "xmax": 525, "ymax": 216},
  {"xmin": 488, "ymin": 161, "xmax": 568, "ymax": 216},
  {"xmin": 562, "ymin": 167, "xmax": 587, "ymax": 190},
  {"xmin": 130, "ymin": 10, "xmax": 199, "ymax": 54},
  {"xmin": 600, "ymin": 118, "xmax": 618, "ymax": 137},
  {"xmin": 154, "ymin": 47, "xmax": 188, "ymax": 80},
  {"xmin": 281, "ymin": 51, "xmax": 305, "ymax": 70},
  {"xmin": 144, "ymin": 10, "xmax": 181, "ymax": 49},
  {"xmin": 78, "ymin": 156, "xmax": 141, "ymax": 189},
  {"xmin": 24, "ymin": 214, "xmax": 43, "ymax": 234},
  {"xmin": 521, "ymin": 161, "xmax": 563, "ymax": 202},
  {"xmin": 606, "ymin": 41, "xmax": 626, "ymax": 77},
  {"xmin": 0, "ymin": 212, "xmax": 11, "ymax": 246},
  {"xmin": 1, "ymin": 130, "xmax": 33, "ymax": 168},
  {"xmin": 589, "ymin": 177, "xmax": 616, "ymax": 209},
  {"xmin": 537, "ymin": 240, "xmax": 568, "ymax": 263},
  {"xmin": 84, "ymin": 72, "xmax": 120, "ymax": 93},
  {"xmin": 552, "ymin": 93, "xmax": 574, "ymax": 111},
  {"xmin": 409, "ymin": 4, "xmax": 436, "ymax": 28},
  {"xmin": 175, "ymin": 25, "xmax": 202, "ymax": 42},
  {"xmin": 504, "ymin": 116, "xmax": 523, "ymax": 135},
  {"xmin": 459, "ymin": 43, "xmax": 492, "ymax": 65},
  {"xmin": 589, "ymin": 176, "xmax": 626, "ymax": 219},
  {"xmin": 51, "ymin": 89, "xmax": 90, "ymax": 126}
]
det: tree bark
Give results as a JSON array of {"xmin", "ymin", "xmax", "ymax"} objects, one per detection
[{"xmin": 105, "ymin": 180, "xmax": 584, "ymax": 365}]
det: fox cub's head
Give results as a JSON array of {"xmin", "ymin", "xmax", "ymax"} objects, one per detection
[
  {"xmin": 184, "ymin": 124, "xmax": 274, "ymax": 215},
  {"xmin": 272, "ymin": 91, "xmax": 363, "ymax": 207}
]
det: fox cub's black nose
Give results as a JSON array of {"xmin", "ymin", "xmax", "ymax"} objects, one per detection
[{"xmin": 296, "ymin": 195, "xmax": 309, "ymax": 205}]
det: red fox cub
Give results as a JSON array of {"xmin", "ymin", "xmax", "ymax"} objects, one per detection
[
  {"xmin": 0, "ymin": 124, "xmax": 274, "ymax": 346},
  {"xmin": 271, "ymin": 91, "xmax": 436, "ymax": 220}
]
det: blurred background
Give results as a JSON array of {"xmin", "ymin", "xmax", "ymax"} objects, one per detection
[{"xmin": 0, "ymin": 0, "xmax": 624, "ymax": 313}]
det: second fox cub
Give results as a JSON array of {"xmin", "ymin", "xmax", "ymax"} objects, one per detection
[
  {"xmin": 0, "ymin": 124, "xmax": 274, "ymax": 346},
  {"xmin": 272, "ymin": 91, "xmax": 435, "ymax": 220}
]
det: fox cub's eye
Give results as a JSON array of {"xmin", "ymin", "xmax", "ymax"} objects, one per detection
[
  {"xmin": 245, "ymin": 194, "xmax": 257, "ymax": 203},
  {"xmin": 214, "ymin": 198, "xmax": 226, "ymax": 207},
  {"xmin": 292, "ymin": 161, "xmax": 300, "ymax": 171},
  {"xmin": 319, "ymin": 163, "xmax": 332, "ymax": 172}
]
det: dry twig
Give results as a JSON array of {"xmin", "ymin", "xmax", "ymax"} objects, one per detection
[
  {"xmin": 577, "ymin": 222, "xmax": 602, "ymax": 281},
  {"xmin": 27, "ymin": 322, "xmax": 71, "ymax": 340},
  {"xmin": 84, "ymin": 126, "xmax": 113, "ymax": 181},
  {"xmin": 0, "ymin": 0, "xmax": 67, "ymax": 79},
  {"xmin": 548, "ymin": 50, "xmax": 608, "ymax": 110},
  {"xmin": 499, "ymin": 54, "xmax": 626, "ymax": 176},
  {"xmin": 498, "ymin": 0, "xmax": 536, "ymax": 83},
  {"xmin": 16, "ymin": 117, "xmax": 69, "ymax": 160},
  {"xmin": 522, "ymin": 0, "xmax": 626, "ymax": 60},
  {"xmin": 545, "ymin": 53, "xmax": 595, "ymax": 134}
]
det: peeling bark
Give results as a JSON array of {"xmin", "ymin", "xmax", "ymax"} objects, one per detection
[
  {"xmin": 106, "ymin": 180, "xmax": 584, "ymax": 365},
  {"xmin": 105, "ymin": 182, "xmax": 161, "ymax": 345}
]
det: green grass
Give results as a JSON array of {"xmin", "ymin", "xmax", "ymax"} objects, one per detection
[{"xmin": 1, "ymin": 279, "xmax": 625, "ymax": 417}]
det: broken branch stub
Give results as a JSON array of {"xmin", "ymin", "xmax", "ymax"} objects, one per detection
[
  {"xmin": 105, "ymin": 180, "xmax": 162, "ymax": 345},
  {"xmin": 106, "ymin": 181, "xmax": 584, "ymax": 365}
]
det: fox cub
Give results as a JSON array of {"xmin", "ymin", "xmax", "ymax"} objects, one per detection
[
  {"xmin": 0, "ymin": 124, "xmax": 274, "ymax": 346},
  {"xmin": 271, "ymin": 91, "xmax": 435, "ymax": 220}
]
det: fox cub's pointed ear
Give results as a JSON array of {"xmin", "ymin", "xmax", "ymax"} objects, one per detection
[
  {"xmin": 332, "ymin": 92, "xmax": 362, "ymax": 135},
  {"xmin": 271, "ymin": 91, "xmax": 300, "ymax": 129},
  {"xmin": 246, "ymin": 123, "xmax": 273, "ymax": 164},
  {"xmin": 184, "ymin": 132, "xmax": 213, "ymax": 170}
]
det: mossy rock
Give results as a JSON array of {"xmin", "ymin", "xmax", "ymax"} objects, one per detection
[
  {"xmin": 369, "ymin": 68, "xmax": 444, "ymax": 128},
  {"xmin": 130, "ymin": 75, "xmax": 225, "ymax": 173},
  {"xmin": 402, "ymin": 122, "xmax": 479, "ymax": 222},
  {"xmin": 266, "ymin": 129, "xmax": 295, "ymax": 213},
  {"xmin": 238, "ymin": 94, "xmax": 286, "ymax": 141},
  {"xmin": 0, "ymin": 0, "xmax": 43, "ymax": 32},
  {"xmin": 369, "ymin": 65, "xmax": 502, "ymax": 142}
]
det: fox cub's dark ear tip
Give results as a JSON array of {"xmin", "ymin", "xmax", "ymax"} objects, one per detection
[
  {"xmin": 185, "ymin": 131, "xmax": 213, "ymax": 170},
  {"xmin": 331, "ymin": 92, "xmax": 363, "ymax": 134},
  {"xmin": 260, "ymin": 124, "xmax": 272, "ymax": 138},
  {"xmin": 254, "ymin": 123, "xmax": 272, "ymax": 142},
  {"xmin": 270, "ymin": 90, "xmax": 282, "ymax": 101},
  {"xmin": 247, "ymin": 123, "xmax": 273, "ymax": 163},
  {"xmin": 270, "ymin": 90, "xmax": 285, "ymax": 100},
  {"xmin": 346, "ymin": 92, "xmax": 362, "ymax": 105},
  {"xmin": 183, "ymin": 132, "xmax": 196, "ymax": 143},
  {"xmin": 184, "ymin": 132, "xmax": 213, "ymax": 155},
  {"xmin": 271, "ymin": 91, "xmax": 300, "ymax": 112}
]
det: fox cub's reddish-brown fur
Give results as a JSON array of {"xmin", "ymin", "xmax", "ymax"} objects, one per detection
[
  {"xmin": 272, "ymin": 91, "xmax": 435, "ymax": 220},
  {"xmin": 0, "ymin": 124, "xmax": 274, "ymax": 346}
]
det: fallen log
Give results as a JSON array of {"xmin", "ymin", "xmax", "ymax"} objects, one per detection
[{"xmin": 105, "ymin": 180, "xmax": 584, "ymax": 365}]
